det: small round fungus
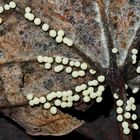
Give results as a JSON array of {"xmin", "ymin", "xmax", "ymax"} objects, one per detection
[
  {"xmin": 54, "ymin": 99, "xmax": 61, "ymax": 106},
  {"xmin": 61, "ymin": 102, "xmax": 67, "ymax": 108},
  {"xmin": 62, "ymin": 58, "xmax": 69, "ymax": 65},
  {"xmin": 33, "ymin": 97, "xmax": 40, "ymax": 105},
  {"xmin": 122, "ymin": 121, "xmax": 129, "ymax": 128},
  {"xmin": 132, "ymin": 87, "xmax": 139, "ymax": 94},
  {"xmin": 66, "ymin": 67, "xmax": 72, "ymax": 73},
  {"xmin": 123, "ymin": 128, "xmax": 130, "ymax": 135},
  {"xmin": 112, "ymin": 48, "xmax": 118, "ymax": 53},
  {"xmin": 97, "ymin": 75, "xmax": 105, "ymax": 82},
  {"xmin": 74, "ymin": 61, "xmax": 81, "ymax": 67},
  {"xmin": 69, "ymin": 61, "xmax": 75, "ymax": 66},
  {"xmin": 66, "ymin": 39, "xmax": 74, "ymax": 47},
  {"xmin": 78, "ymin": 70, "xmax": 85, "ymax": 77},
  {"xmin": 132, "ymin": 123, "xmax": 139, "ymax": 130},
  {"xmin": 124, "ymin": 112, "xmax": 131, "ymax": 119},
  {"xmin": 0, "ymin": 6, "xmax": 4, "ymax": 13},
  {"xmin": 89, "ymin": 69, "xmax": 96, "ymax": 75},
  {"xmin": 71, "ymin": 71, "xmax": 78, "ymax": 78},
  {"xmin": 25, "ymin": 7, "xmax": 31, "ymax": 13},
  {"xmin": 9, "ymin": 1, "xmax": 16, "ymax": 8},
  {"xmin": 42, "ymin": 23, "xmax": 49, "ymax": 31},
  {"xmin": 45, "ymin": 63, "xmax": 51, "ymax": 70},
  {"xmin": 49, "ymin": 30, "xmax": 57, "ymax": 37},
  {"xmin": 39, "ymin": 96, "xmax": 46, "ymax": 103},
  {"xmin": 50, "ymin": 107, "xmax": 58, "ymax": 115},
  {"xmin": 27, "ymin": 93, "xmax": 33, "ymax": 100},
  {"xmin": 67, "ymin": 101, "xmax": 73, "ymax": 107},
  {"xmin": 116, "ymin": 107, "xmax": 123, "ymax": 114},
  {"xmin": 116, "ymin": 99, "xmax": 124, "ymax": 107},
  {"xmin": 73, "ymin": 95, "xmax": 80, "ymax": 101},
  {"xmin": 90, "ymin": 92, "xmax": 96, "ymax": 99},
  {"xmin": 44, "ymin": 102, "xmax": 51, "ymax": 109},
  {"xmin": 129, "ymin": 97, "xmax": 135, "ymax": 104},
  {"xmin": 80, "ymin": 63, "xmax": 88, "ymax": 70},
  {"xmin": 96, "ymin": 96, "xmax": 103, "ymax": 103},
  {"xmin": 57, "ymin": 30, "xmax": 64, "ymax": 37},
  {"xmin": 55, "ymin": 56, "xmax": 62, "ymax": 63},
  {"xmin": 125, "ymin": 105, "xmax": 131, "ymax": 112},
  {"xmin": 83, "ymin": 96, "xmax": 90, "ymax": 103},
  {"xmin": 136, "ymin": 66, "xmax": 140, "ymax": 73},
  {"xmin": 0, "ymin": 17, "xmax": 2, "ymax": 24},
  {"xmin": 56, "ymin": 36, "xmax": 63, "ymax": 43},
  {"xmin": 117, "ymin": 115, "xmax": 123, "ymax": 122},
  {"xmin": 29, "ymin": 100, "xmax": 34, "ymax": 106},
  {"xmin": 131, "ymin": 114, "xmax": 137, "ymax": 121},
  {"xmin": 131, "ymin": 104, "xmax": 136, "ymax": 111},
  {"xmin": 113, "ymin": 93, "xmax": 119, "ymax": 99},
  {"xmin": 54, "ymin": 65, "xmax": 64, "ymax": 73},
  {"xmin": 132, "ymin": 48, "xmax": 138, "ymax": 55},
  {"xmin": 34, "ymin": 17, "xmax": 41, "ymax": 25},
  {"xmin": 4, "ymin": 4, "xmax": 10, "ymax": 10}
]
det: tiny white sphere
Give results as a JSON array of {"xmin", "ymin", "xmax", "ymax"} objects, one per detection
[
  {"xmin": 4, "ymin": 4, "xmax": 10, "ymax": 10},
  {"xmin": 0, "ymin": 17, "xmax": 2, "ymax": 24},
  {"xmin": 88, "ymin": 80, "xmax": 98, "ymax": 86},
  {"xmin": 45, "ymin": 63, "xmax": 51, "ymax": 70},
  {"xmin": 39, "ymin": 96, "xmax": 46, "ymax": 103},
  {"xmin": 96, "ymin": 96, "xmax": 103, "ymax": 103},
  {"xmin": 0, "ymin": 6, "xmax": 4, "ymax": 13},
  {"xmin": 117, "ymin": 115, "xmax": 123, "ymax": 122},
  {"xmin": 24, "ymin": 13, "xmax": 34, "ymax": 21},
  {"xmin": 55, "ymin": 56, "xmax": 62, "ymax": 63},
  {"xmin": 132, "ymin": 54, "xmax": 137, "ymax": 60},
  {"xmin": 125, "ymin": 105, "xmax": 131, "ymax": 111},
  {"xmin": 26, "ymin": 93, "xmax": 34, "ymax": 100},
  {"xmin": 87, "ymin": 87, "xmax": 94, "ymax": 93},
  {"xmin": 132, "ymin": 60, "xmax": 137, "ymax": 64},
  {"xmin": 67, "ymin": 101, "xmax": 73, "ymax": 107},
  {"xmin": 122, "ymin": 121, "xmax": 129, "ymax": 128},
  {"xmin": 47, "ymin": 57, "xmax": 54, "ymax": 63},
  {"xmin": 49, "ymin": 30, "xmax": 57, "ymax": 37},
  {"xmin": 96, "ymin": 91, "xmax": 102, "ymax": 97},
  {"xmin": 82, "ymin": 90, "xmax": 90, "ymax": 96},
  {"xmin": 9, "ymin": 1, "xmax": 16, "ymax": 8},
  {"xmin": 116, "ymin": 107, "xmax": 123, "ymax": 114},
  {"xmin": 50, "ymin": 106, "xmax": 57, "ymax": 114},
  {"xmin": 98, "ymin": 85, "xmax": 105, "ymax": 92},
  {"xmin": 42, "ymin": 23, "xmax": 49, "ymax": 31},
  {"xmin": 80, "ymin": 63, "xmax": 88, "ymax": 70},
  {"xmin": 67, "ymin": 90, "xmax": 73, "ymax": 96},
  {"xmin": 54, "ymin": 99, "xmax": 61, "ymax": 106},
  {"xmin": 69, "ymin": 61, "xmax": 75, "ymax": 66},
  {"xmin": 131, "ymin": 104, "xmax": 136, "ymax": 111},
  {"xmin": 75, "ymin": 61, "xmax": 81, "ymax": 67},
  {"xmin": 44, "ymin": 102, "xmax": 51, "ymax": 109},
  {"xmin": 67, "ymin": 39, "xmax": 74, "ymax": 47},
  {"xmin": 132, "ymin": 48, "xmax": 138, "ymax": 55},
  {"xmin": 25, "ymin": 7, "xmax": 31, "ymax": 13},
  {"xmin": 34, "ymin": 18, "xmax": 41, "ymax": 25},
  {"xmin": 62, "ymin": 58, "xmax": 69, "ymax": 65},
  {"xmin": 61, "ymin": 102, "xmax": 67, "ymax": 108},
  {"xmin": 65, "ymin": 67, "xmax": 72, "ymax": 73},
  {"xmin": 129, "ymin": 97, "xmax": 135, "ymax": 104},
  {"xmin": 73, "ymin": 95, "xmax": 80, "ymax": 101},
  {"xmin": 131, "ymin": 114, "xmax": 137, "ymax": 121},
  {"xmin": 112, "ymin": 48, "xmax": 118, "ymax": 53},
  {"xmin": 113, "ymin": 93, "xmax": 119, "ymax": 99},
  {"xmin": 124, "ymin": 112, "xmax": 131, "ymax": 119},
  {"xmin": 89, "ymin": 69, "xmax": 96, "ymax": 75},
  {"xmin": 132, "ymin": 123, "xmax": 139, "ymax": 130},
  {"xmin": 71, "ymin": 71, "xmax": 78, "ymax": 78},
  {"xmin": 29, "ymin": 100, "xmax": 34, "ymax": 106},
  {"xmin": 46, "ymin": 94, "xmax": 53, "ymax": 101},
  {"xmin": 116, "ymin": 99, "xmax": 124, "ymax": 107},
  {"xmin": 63, "ymin": 37, "xmax": 69, "ymax": 44},
  {"xmin": 83, "ymin": 96, "xmax": 90, "ymax": 103},
  {"xmin": 78, "ymin": 70, "xmax": 85, "ymax": 77},
  {"xmin": 54, "ymin": 65, "xmax": 64, "ymax": 73},
  {"xmin": 57, "ymin": 30, "xmax": 64, "ymax": 37},
  {"xmin": 56, "ymin": 91, "xmax": 62, "ymax": 98},
  {"xmin": 97, "ymin": 75, "xmax": 105, "ymax": 82},
  {"xmin": 56, "ymin": 36, "xmax": 63, "ymax": 43},
  {"xmin": 90, "ymin": 92, "xmax": 97, "ymax": 99},
  {"xmin": 80, "ymin": 84, "xmax": 87, "ymax": 90},
  {"xmin": 67, "ymin": 96, "xmax": 74, "ymax": 102},
  {"xmin": 123, "ymin": 128, "xmax": 130, "ymax": 135},
  {"xmin": 136, "ymin": 66, "xmax": 140, "ymax": 73},
  {"xmin": 132, "ymin": 87, "xmax": 139, "ymax": 94},
  {"xmin": 75, "ymin": 86, "xmax": 81, "ymax": 93},
  {"xmin": 125, "ymin": 84, "xmax": 128, "ymax": 90},
  {"xmin": 33, "ymin": 97, "xmax": 40, "ymax": 105},
  {"xmin": 37, "ymin": 55, "xmax": 44, "ymax": 63}
]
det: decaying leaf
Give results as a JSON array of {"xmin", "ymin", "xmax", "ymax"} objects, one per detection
[{"xmin": 0, "ymin": 0, "xmax": 140, "ymax": 140}]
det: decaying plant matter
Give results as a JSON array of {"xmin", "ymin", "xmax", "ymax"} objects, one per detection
[{"xmin": 0, "ymin": 0, "xmax": 140, "ymax": 140}]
